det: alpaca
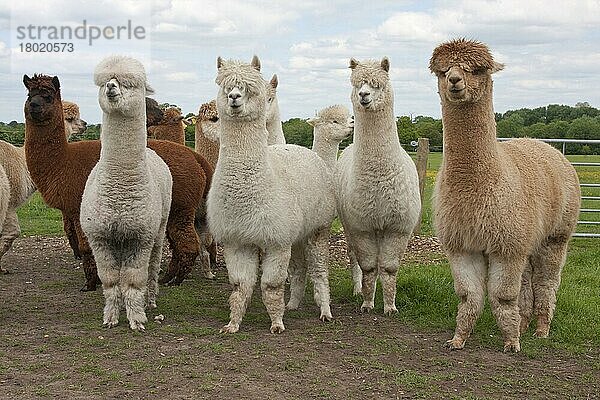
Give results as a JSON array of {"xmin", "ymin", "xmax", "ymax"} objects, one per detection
[
  {"xmin": 147, "ymin": 107, "xmax": 186, "ymax": 144},
  {"xmin": 265, "ymin": 74, "xmax": 286, "ymax": 145},
  {"xmin": 23, "ymin": 74, "xmax": 209, "ymax": 291},
  {"xmin": 208, "ymin": 56, "xmax": 336, "ymax": 333},
  {"xmin": 80, "ymin": 55, "xmax": 172, "ymax": 331},
  {"xmin": 336, "ymin": 57, "xmax": 421, "ymax": 315},
  {"xmin": 146, "ymin": 97, "xmax": 164, "ymax": 128},
  {"xmin": 62, "ymin": 101, "xmax": 87, "ymax": 139},
  {"xmin": 308, "ymin": 105, "xmax": 362, "ymax": 295},
  {"xmin": 0, "ymin": 141, "xmax": 37, "ymax": 273},
  {"xmin": 430, "ymin": 39, "xmax": 580, "ymax": 353},
  {"xmin": 194, "ymin": 100, "xmax": 220, "ymax": 169}
]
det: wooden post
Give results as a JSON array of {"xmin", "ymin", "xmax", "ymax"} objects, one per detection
[{"xmin": 413, "ymin": 137, "xmax": 429, "ymax": 235}]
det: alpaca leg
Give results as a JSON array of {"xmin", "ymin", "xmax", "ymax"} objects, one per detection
[
  {"xmin": 195, "ymin": 210, "xmax": 215, "ymax": 279},
  {"xmin": 74, "ymin": 219, "xmax": 100, "ymax": 292},
  {"xmin": 286, "ymin": 244, "xmax": 307, "ymax": 311},
  {"xmin": 380, "ymin": 233, "xmax": 410, "ymax": 315},
  {"xmin": 221, "ymin": 244, "xmax": 259, "ymax": 334},
  {"xmin": 97, "ymin": 264, "xmax": 121, "ymax": 328},
  {"xmin": 161, "ymin": 215, "xmax": 200, "ymax": 285},
  {"xmin": 147, "ymin": 230, "xmax": 167, "ymax": 309},
  {"xmin": 487, "ymin": 254, "xmax": 527, "ymax": 353},
  {"xmin": 63, "ymin": 215, "xmax": 81, "ymax": 260},
  {"xmin": 0, "ymin": 210, "xmax": 20, "ymax": 274},
  {"xmin": 519, "ymin": 259, "xmax": 534, "ymax": 335},
  {"xmin": 530, "ymin": 236, "xmax": 569, "ymax": 338},
  {"xmin": 305, "ymin": 227, "xmax": 332, "ymax": 321},
  {"xmin": 445, "ymin": 252, "xmax": 487, "ymax": 350},
  {"xmin": 349, "ymin": 232, "xmax": 378, "ymax": 312},
  {"xmin": 261, "ymin": 246, "xmax": 291, "ymax": 333},
  {"xmin": 122, "ymin": 253, "xmax": 151, "ymax": 331},
  {"xmin": 348, "ymin": 247, "xmax": 362, "ymax": 296}
]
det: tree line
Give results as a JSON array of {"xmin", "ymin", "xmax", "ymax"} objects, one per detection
[{"xmin": 2, "ymin": 103, "xmax": 599, "ymax": 154}]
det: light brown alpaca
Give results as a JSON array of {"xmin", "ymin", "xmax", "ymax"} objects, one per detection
[
  {"xmin": 62, "ymin": 101, "xmax": 87, "ymax": 139},
  {"xmin": 147, "ymin": 107, "xmax": 186, "ymax": 145},
  {"xmin": 430, "ymin": 39, "xmax": 580, "ymax": 352},
  {"xmin": 194, "ymin": 100, "xmax": 220, "ymax": 169}
]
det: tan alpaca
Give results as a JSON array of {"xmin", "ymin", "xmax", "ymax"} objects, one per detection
[
  {"xmin": 62, "ymin": 101, "xmax": 87, "ymax": 139},
  {"xmin": 147, "ymin": 107, "xmax": 186, "ymax": 145},
  {"xmin": 429, "ymin": 39, "xmax": 580, "ymax": 352},
  {"xmin": 194, "ymin": 100, "xmax": 220, "ymax": 169}
]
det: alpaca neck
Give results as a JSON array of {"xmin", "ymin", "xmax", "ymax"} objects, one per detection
[
  {"xmin": 441, "ymin": 93, "xmax": 499, "ymax": 177},
  {"xmin": 311, "ymin": 132, "xmax": 338, "ymax": 169},
  {"xmin": 25, "ymin": 105, "xmax": 69, "ymax": 185},
  {"xmin": 219, "ymin": 119, "xmax": 268, "ymax": 167},
  {"xmin": 100, "ymin": 112, "xmax": 147, "ymax": 168},
  {"xmin": 353, "ymin": 106, "xmax": 400, "ymax": 160},
  {"xmin": 266, "ymin": 102, "xmax": 284, "ymax": 144}
]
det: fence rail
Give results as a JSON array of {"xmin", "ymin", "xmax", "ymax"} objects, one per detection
[{"xmin": 498, "ymin": 137, "xmax": 600, "ymax": 238}]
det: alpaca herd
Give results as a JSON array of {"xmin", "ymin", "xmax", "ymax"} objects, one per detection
[{"xmin": 2, "ymin": 39, "xmax": 579, "ymax": 353}]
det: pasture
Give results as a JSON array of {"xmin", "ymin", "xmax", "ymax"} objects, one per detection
[{"xmin": 1, "ymin": 153, "xmax": 599, "ymax": 399}]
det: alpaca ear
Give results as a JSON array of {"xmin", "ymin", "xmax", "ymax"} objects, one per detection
[
  {"xmin": 381, "ymin": 57, "xmax": 390, "ymax": 72},
  {"xmin": 52, "ymin": 76, "xmax": 60, "ymax": 90},
  {"xmin": 145, "ymin": 83, "xmax": 155, "ymax": 95},
  {"xmin": 251, "ymin": 55, "xmax": 261, "ymax": 71},
  {"xmin": 349, "ymin": 58, "xmax": 359, "ymax": 69},
  {"xmin": 491, "ymin": 61, "xmax": 504, "ymax": 74},
  {"xmin": 217, "ymin": 56, "xmax": 224, "ymax": 70},
  {"xmin": 23, "ymin": 75, "xmax": 31, "ymax": 89},
  {"xmin": 270, "ymin": 74, "xmax": 278, "ymax": 89}
]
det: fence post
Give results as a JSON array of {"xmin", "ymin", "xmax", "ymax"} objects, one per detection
[{"xmin": 413, "ymin": 137, "xmax": 429, "ymax": 235}]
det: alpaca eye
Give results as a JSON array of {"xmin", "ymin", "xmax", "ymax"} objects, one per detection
[
  {"xmin": 332, "ymin": 120, "xmax": 338, "ymax": 124},
  {"xmin": 210, "ymin": 116, "xmax": 219, "ymax": 122},
  {"xmin": 44, "ymin": 95, "xmax": 52, "ymax": 102},
  {"xmin": 473, "ymin": 68, "xmax": 486, "ymax": 75}
]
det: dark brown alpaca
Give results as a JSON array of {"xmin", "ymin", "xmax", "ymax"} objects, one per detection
[{"xmin": 23, "ymin": 74, "xmax": 211, "ymax": 290}]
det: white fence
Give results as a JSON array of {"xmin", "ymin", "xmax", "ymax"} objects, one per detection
[{"xmin": 498, "ymin": 138, "xmax": 600, "ymax": 238}]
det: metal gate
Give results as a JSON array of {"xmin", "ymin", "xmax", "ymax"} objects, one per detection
[{"xmin": 498, "ymin": 138, "xmax": 600, "ymax": 238}]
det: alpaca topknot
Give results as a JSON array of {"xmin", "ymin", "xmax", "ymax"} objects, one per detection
[
  {"xmin": 429, "ymin": 38, "xmax": 497, "ymax": 73},
  {"xmin": 349, "ymin": 59, "xmax": 389, "ymax": 88},
  {"xmin": 317, "ymin": 104, "xmax": 350, "ymax": 121},
  {"xmin": 93, "ymin": 55, "xmax": 153, "ymax": 93},
  {"xmin": 198, "ymin": 100, "xmax": 218, "ymax": 120},
  {"xmin": 215, "ymin": 58, "xmax": 266, "ymax": 97}
]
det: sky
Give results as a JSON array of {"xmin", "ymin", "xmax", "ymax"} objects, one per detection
[{"xmin": 1, "ymin": 0, "xmax": 599, "ymax": 124}]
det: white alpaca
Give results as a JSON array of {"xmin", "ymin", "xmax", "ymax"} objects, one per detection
[
  {"xmin": 265, "ymin": 74, "xmax": 286, "ymax": 145},
  {"xmin": 308, "ymin": 105, "xmax": 362, "ymax": 295},
  {"xmin": 208, "ymin": 56, "xmax": 336, "ymax": 334},
  {"xmin": 337, "ymin": 57, "xmax": 421, "ymax": 314},
  {"xmin": 81, "ymin": 56, "xmax": 172, "ymax": 331},
  {"xmin": 0, "ymin": 141, "xmax": 36, "ymax": 273}
]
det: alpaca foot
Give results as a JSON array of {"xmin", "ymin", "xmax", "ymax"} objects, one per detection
[
  {"xmin": 220, "ymin": 322, "xmax": 240, "ymax": 334},
  {"xmin": 80, "ymin": 282, "xmax": 98, "ymax": 292},
  {"xmin": 533, "ymin": 328, "xmax": 549, "ymax": 339},
  {"xmin": 146, "ymin": 300, "xmax": 157, "ymax": 310},
  {"xmin": 360, "ymin": 301, "xmax": 374, "ymax": 313},
  {"xmin": 202, "ymin": 271, "xmax": 216, "ymax": 280},
  {"xmin": 444, "ymin": 337, "xmax": 465, "ymax": 350},
  {"xmin": 286, "ymin": 299, "xmax": 300, "ymax": 311},
  {"xmin": 319, "ymin": 308, "xmax": 333, "ymax": 322},
  {"xmin": 103, "ymin": 317, "xmax": 119, "ymax": 328},
  {"xmin": 270, "ymin": 322, "xmax": 285, "ymax": 334},
  {"xmin": 383, "ymin": 305, "xmax": 398, "ymax": 316},
  {"xmin": 352, "ymin": 284, "xmax": 362, "ymax": 296},
  {"xmin": 129, "ymin": 320, "xmax": 146, "ymax": 332},
  {"xmin": 503, "ymin": 339, "xmax": 521, "ymax": 353},
  {"xmin": 519, "ymin": 318, "xmax": 531, "ymax": 335}
]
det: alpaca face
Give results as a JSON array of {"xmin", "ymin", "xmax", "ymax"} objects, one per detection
[
  {"xmin": 23, "ymin": 74, "xmax": 62, "ymax": 125},
  {"xmin": 215, "ymin": 57, "xmax": 266, "ymax": 122},
  {"xmin": 198, "ymin": 100, "xmax": 220, "ymax": 142},
  {"xmin": 98, "ymin": 77, "xmax": 145, "ymax": 117},
  {"xmin": 349, "ymin": 58, "xmax": 392, "ymax": 112},
  {"xmin": 64, "ymin": 114, "xmax": 87, "ymax": 136},
  {"xmin": 309, "ymin": 106, "xmax": 354, "ymax": 142},
  {"xmin": 266, "ymin": 74, "xmax": 278, "ymax": 122}
]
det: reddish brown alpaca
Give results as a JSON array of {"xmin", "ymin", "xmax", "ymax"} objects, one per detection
[
  {"xmin": 23, "ymin": 74, "xmax": 209, "ymax": 290},
  {"xmin": 147, "ymin": 107, "xmax": 186, "ymax": 145}
]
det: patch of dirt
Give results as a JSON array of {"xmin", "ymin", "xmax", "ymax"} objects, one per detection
[{"xmin": 1, "ymin": 236, "xmax": 598, "ymax": 400}]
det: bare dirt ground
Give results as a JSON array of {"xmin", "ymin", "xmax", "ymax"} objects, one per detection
[{"xmin": 0, "ymin": 236, "xmax": 598, "ymax": 400}]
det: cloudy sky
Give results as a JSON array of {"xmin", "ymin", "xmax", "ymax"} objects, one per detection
[{"xmin": 1, "ymin": 0, "xmax": 599, "ymax": 123}]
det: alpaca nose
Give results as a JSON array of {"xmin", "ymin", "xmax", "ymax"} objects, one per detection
[
  {"xmin": 359, "ymin": 90, "xmax": 370, "ymax": 98},
  {"xmin": 448, "ymin": 75, "xmax": 462, "ymax": 85},
  {"xmin": 106, "ymin": 81, "xmax": 117, "ymax": 90},
  {"xmin": 228, "ymin": 92, "xmax": 241, "ymax": 100}
]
